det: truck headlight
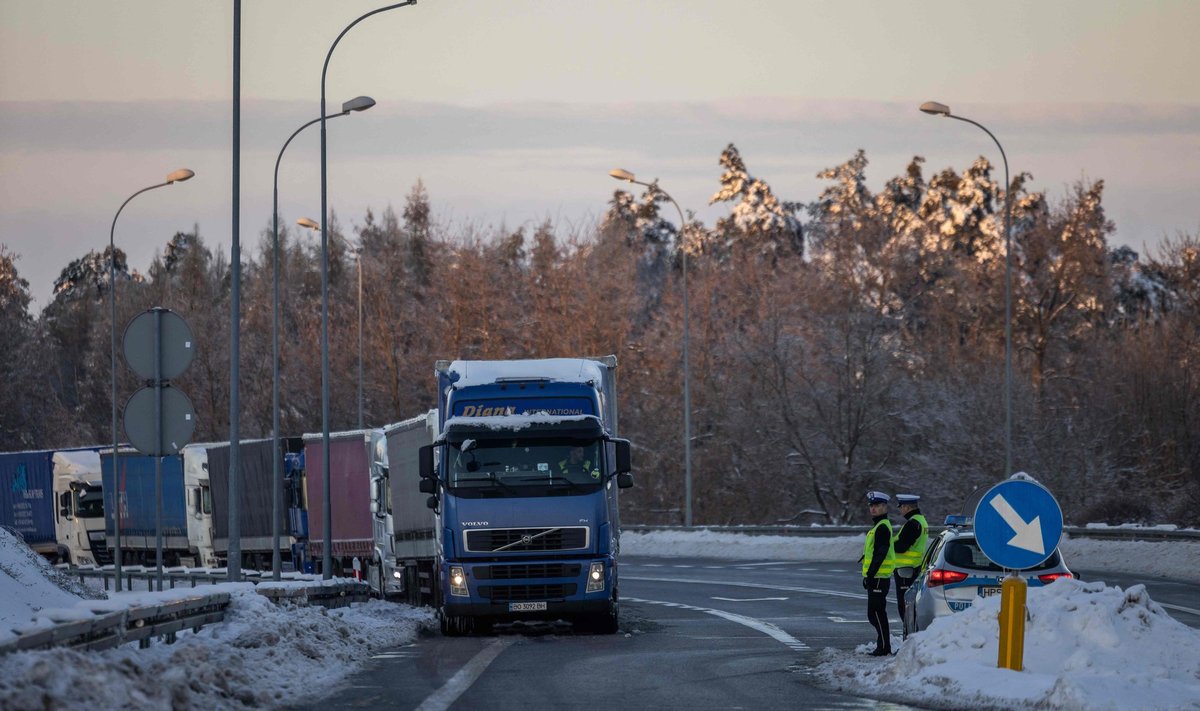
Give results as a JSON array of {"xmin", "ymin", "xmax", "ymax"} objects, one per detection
[
  {"xmin": 450, "ymin": 566, "xmax": 468, "ymax": 597},
  {"xmin": 586, "ymin": 561, "xmax": 605, "ymax": 593},
  {"xmin": 392, "ymin": 570, "xmax": 403, "ymax": 580}
]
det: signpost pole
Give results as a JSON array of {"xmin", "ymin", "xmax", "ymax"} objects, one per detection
[
  {"xmin": 997, "ymin": 573, "xmax": 1027, "ymax": 670},
  {"xmin": 154, "ymin": 307, "xmax": 163, "ymax": 591}
]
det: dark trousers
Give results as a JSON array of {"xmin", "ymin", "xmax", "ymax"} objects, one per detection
[
  {"xmin": 866, "ymin": 576, "xmax": 891, "ymax": 652},
  {"xmin": 894, "ymin": 569, "xmax": 916, "ymax": 624}
]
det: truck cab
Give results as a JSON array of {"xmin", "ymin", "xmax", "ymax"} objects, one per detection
[
  {"xmin": 52, "ymin": 450, "xmax": 110, "ymax": 566},
  {"xmin": 419, "ymin": 357, "xmax": 633, "ymax": 635}
]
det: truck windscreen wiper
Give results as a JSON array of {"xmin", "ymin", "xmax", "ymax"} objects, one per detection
[
  {"xmin": 515, "ymin": 475, "xmax": 585, "ymax": 492},
  {"xmin": 484, "ymin": 471, "xmax": 519, "ymax": 494}
]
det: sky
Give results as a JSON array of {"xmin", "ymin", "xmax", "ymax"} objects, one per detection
[
  {"xmin": 3, "ymin": 526, "xmax": 1199, "ymax": 709},
  {"xmin": 2, "ymin": 0, "xmax": 1198, "ymax": 308}
]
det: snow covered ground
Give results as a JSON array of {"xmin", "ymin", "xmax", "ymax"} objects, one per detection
[
  {"xmin": 1, "ymin": 527, "xmax": 1198, "ymax": 710},
  {"xmin": 814, "ymin": 579, "xmax": 1200, "ymax": 711}
]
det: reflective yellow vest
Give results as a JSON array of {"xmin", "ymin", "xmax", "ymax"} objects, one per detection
[
  {"xmin": 892, "ymin": 513, "xmax": 928, "ymax": 567},
  {"xmin": 862, "ymin": 519, "xmax": 895, "ymax": 578}
]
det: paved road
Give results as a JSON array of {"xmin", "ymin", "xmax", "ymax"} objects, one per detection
[{"xmin": 294, "ymin": 557, "xmax": 1199, "ymax": 711}]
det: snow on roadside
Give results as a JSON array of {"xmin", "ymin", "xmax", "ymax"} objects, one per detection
[
  {"xmin": 0, "ymin": 528, "xmax": 104, "ymax": 632},
  {"xmin": 622, "ymin": 529, "xmax": 1200, "ymax": 584},
  {"xmin": 0, "ymin": 585, "xmax": 435, "ymax": 711},
  {"xmin": 813, "ymin": 578, "xmax": 1200, "ymax": 711}
]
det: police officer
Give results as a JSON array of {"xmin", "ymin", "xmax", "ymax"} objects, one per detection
[
  {"xmin": 862, "ymin": 490, "xmax": 895, "ymax": 656},
  {"xmin": 892, "ymin": 493, "xmax": 928, "ymax": 633}
]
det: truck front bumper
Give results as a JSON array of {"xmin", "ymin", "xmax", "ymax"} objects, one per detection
[{"xmin": 444, "ymin": 597, "xmax": 613, "ymax": 621}]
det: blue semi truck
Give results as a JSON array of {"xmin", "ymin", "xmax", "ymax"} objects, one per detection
[
  {"xmin": 0, "ymin": 448, "xmax": 109, "ymax": 565},
  {"xmin": 101, "ymin": 448, "xmax": 190, "ymax": 566},
  {"xmin": 417, "ymin": 356, "xmax": 633, "ymax": 635}
]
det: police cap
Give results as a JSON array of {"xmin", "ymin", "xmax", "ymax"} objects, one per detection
[{"xmin": 866, "ymin": 491, "xmax": 890, "ymax": 504}]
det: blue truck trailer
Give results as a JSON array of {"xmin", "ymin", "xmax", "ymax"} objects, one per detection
[
  {"xmin": 101, "ymin": 448, "xmax": 190, "ymax": 566},
  {"xmin": 0, "ymin": 448, "xmax": 109, "ymax": 565},
  {"xmin": 417, "ymin": 356, "xmax": 633, "ymax": 635}
]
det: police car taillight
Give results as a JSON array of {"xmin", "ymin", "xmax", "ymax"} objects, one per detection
[
  {"xmin": 1037, "ymin": 572, "xmax": 1072, "ymax": 584},
  {"xmin": 928, "ymin": 568, "xmax": 968, "ymax": 586}
]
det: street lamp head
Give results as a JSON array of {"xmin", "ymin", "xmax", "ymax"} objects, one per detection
[
  {"xmin": 341, "ymin": 96, "xmax": 376, "ymax": 114},
  {"xmin": 296, "ymin": 217, "xmax": 320, "ymax": 231},
  {"xmin": 919, "ymin": 101, "xmax": 951, "ymax": 117},
  {"xmin": 609, "ymin": 168, "xmax": 636, "ymax": 183},
  {"xmin": 167, "ymin": 169, "xmax": 195, "ymax": 183}
]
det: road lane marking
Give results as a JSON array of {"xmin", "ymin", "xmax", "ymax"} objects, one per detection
[
  {"xmin": 711, "ymin": 596, "xmax": 789, "ymax": 602},
  {"xmin": 626, "ymin": 596, "xmax": 808, "ymax": 650},
  {"xmin": 1160, "ymin": 602, "xmax": 1200, "ymax": 617},
  {"xmin": 626, "ymin": 575, "xmax": 865, "ymax": 601},
  {"xmin": 415, "ymin": 637, "xmax": 515, "ymax": 711}
]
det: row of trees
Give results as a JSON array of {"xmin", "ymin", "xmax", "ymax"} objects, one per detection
[{"xmin": 2, "ymin": 144, "xmax": 1197, "ymax": 525}]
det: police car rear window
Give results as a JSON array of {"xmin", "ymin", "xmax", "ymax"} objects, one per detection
[{"xmin": 945, "ymin": 539, "xmax": 1062, "ymax": 572}]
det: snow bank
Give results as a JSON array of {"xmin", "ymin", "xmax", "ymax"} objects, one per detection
[
  {"xmin": 623, "ymin": 529, "xmax": 863, "ymax": 561},
  {"xmin": 1060, "ymin": 536, "xmax": 1200, "ymax": 584},
  {"xmin": 815, "ymin": 579, "xmax": 1200, "ymax": 711},
  {"xmin": 0, "ymin": 528, "xmax": 102, "ymax": 632},
  {"xmin": 0, "ymin": 585, "xmax": 435, "ymax": 710}
]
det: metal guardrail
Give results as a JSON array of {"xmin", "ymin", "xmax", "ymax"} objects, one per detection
[
  {"xmin": 256, "ymin": 581, "xmax": 372, "ymax": 609},
  {"xmin": 0, "ymin": 569, "xmax": 372, "ymax": 656},
  {"xmin": 0, "ymin": 592, "xmax": 230, "ymax": 655},
  {"xmin": 624, "ymin": 524, "xmax": 1200, "ymax": 541},
  {"xmin": 63, "ymin": 564, "xmax": 318, "ymax": 593}
]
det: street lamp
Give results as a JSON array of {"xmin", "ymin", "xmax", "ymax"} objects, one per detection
[
  {"xmin": 319, "ymin": 1, "xmax": 414, "ymax": 579},
  {"xmin": 608, "ymin": 168, "xmax": 694, "ymax": 526},
  {"xmin": 920, "ymin": 100, "xmax": 1014, "ymax": 477},
  {"xmin": 270, "ymin": 97, "xmax": 374, "ymax": 581},
  {"xmin": 109, "ymin": 168, "xmax": 194, "ymax": 591}
]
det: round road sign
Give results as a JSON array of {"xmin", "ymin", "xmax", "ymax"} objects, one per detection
[
  {"xmin": 123, "ymin": 385, "xmax": 197, "ymax": 456},
  {"xmin": 122, "ymin": 308, "xmax": 195, "ymax": 381}
]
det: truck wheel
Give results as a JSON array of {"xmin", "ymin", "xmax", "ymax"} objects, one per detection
[
  {"xmin": 578, "ymin": 605, "xmax": 619, "ymax": 635},
  {"xmin": 441, "ymin": 612, "xmax": 470, "ymax": 637}
]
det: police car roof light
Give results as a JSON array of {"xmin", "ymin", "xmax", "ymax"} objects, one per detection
[{"xmin": 944, "ymin": 514, "xmax": 972, "ymax": 527}]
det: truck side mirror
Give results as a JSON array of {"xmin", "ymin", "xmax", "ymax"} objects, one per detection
[
  {"xmin": 419, "ymin": 478, "xmax": 437, "ymax": 494},
  {"xmin": 616, "ymin": 472, "xmax": 634, "ymax": 489},
  {"xmin": 426, "ymin": 495, "xmax": 439, "ymax": 511},
  {"xmin": 614, "ymin": 439, "xmax": 632, "ymax": 474},
  {"xmin": 369, "ymin": 500, "xmax": 379, "ymax": 514},
  {"xmin": 419, "ymin": 445, "xmax": 435, "ymax": 479}
]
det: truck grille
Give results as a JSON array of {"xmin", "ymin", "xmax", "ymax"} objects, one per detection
[
  {"xmin": 464, "ymin": 526, "xmax": 588, "ymax": 553},
  {"xmin": 474, "ymin": 563, "xmax": 582, "ymax": 580},
  {"xmin": 479, "ymin": 584, "xmax": 577, "ymax": 602}
]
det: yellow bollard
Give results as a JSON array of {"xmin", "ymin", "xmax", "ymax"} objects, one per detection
[{"xmin": 997, "ymin": 574, "xmax": 1027, "ymax": 671}]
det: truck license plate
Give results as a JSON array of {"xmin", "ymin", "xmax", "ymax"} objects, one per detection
[
  {"xmin": 509, "ymin": 601, "xmax": 548, "ymax": 612},
  {"xmin": 979, "ymin": 586, "xmax": 1002, "ymax": 598}
]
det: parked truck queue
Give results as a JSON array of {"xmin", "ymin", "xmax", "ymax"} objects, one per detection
[{"xmin": 0, "ymin": 356, "xmax": 634, "ymax": 639}]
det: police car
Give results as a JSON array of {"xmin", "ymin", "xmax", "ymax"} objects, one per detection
[{"xmin": 902, "ymin": 515, "xmax": 1074, "ymax": 635}]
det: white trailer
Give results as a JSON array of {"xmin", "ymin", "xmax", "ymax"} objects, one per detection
[{"xmin": 368, "ymin": 410, "xmax": 439, "ymax": 602}]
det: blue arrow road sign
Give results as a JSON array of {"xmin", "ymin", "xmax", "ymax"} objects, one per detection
[{"xmin": 973, "ymin": 478, "xmax": 1063, "ymax": 570}]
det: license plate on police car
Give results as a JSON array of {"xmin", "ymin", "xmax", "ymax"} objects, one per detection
[
  {"xmin": 509, "ymin": 601, "xmax": 548, "ymax": 612},
  {"xmin": 979, "ymin": 586, "xmax": 1002, "ymax": 598}
]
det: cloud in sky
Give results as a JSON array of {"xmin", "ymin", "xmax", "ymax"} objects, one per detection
[{"xmin": 2, "ymin": 97, "xmax": 1198, "ymax": 308}]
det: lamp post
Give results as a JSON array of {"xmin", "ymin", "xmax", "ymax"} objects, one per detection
[
  {"xmin": 608, "ymin": 168, "xmax": 694, "ymax": 526},
  {"xmin": 356, "ymin": 242, "xmax": 364, "ymax": 430},
  {"xmin": 109, "ymin": 168, "xmax": 194, "ymax": 591},
  {"xmin": 270, "ymin": 97, "xmax": 374, "ymax": 581},
  {"xmin": 319, "ymin": 0, "xmax": 415, "ymax": 580},
  {"xmin": 920, "ymin": 100, "xmax": 1014, "ymax": 477}
]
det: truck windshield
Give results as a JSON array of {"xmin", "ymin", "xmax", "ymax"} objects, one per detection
[
  {"xmin": 448, "ymin": 438, "xmax": 603, "ymax": 495},
  {"xmin": 76, "ymin": 486, "xmax": 104, "ymax": 518}
]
